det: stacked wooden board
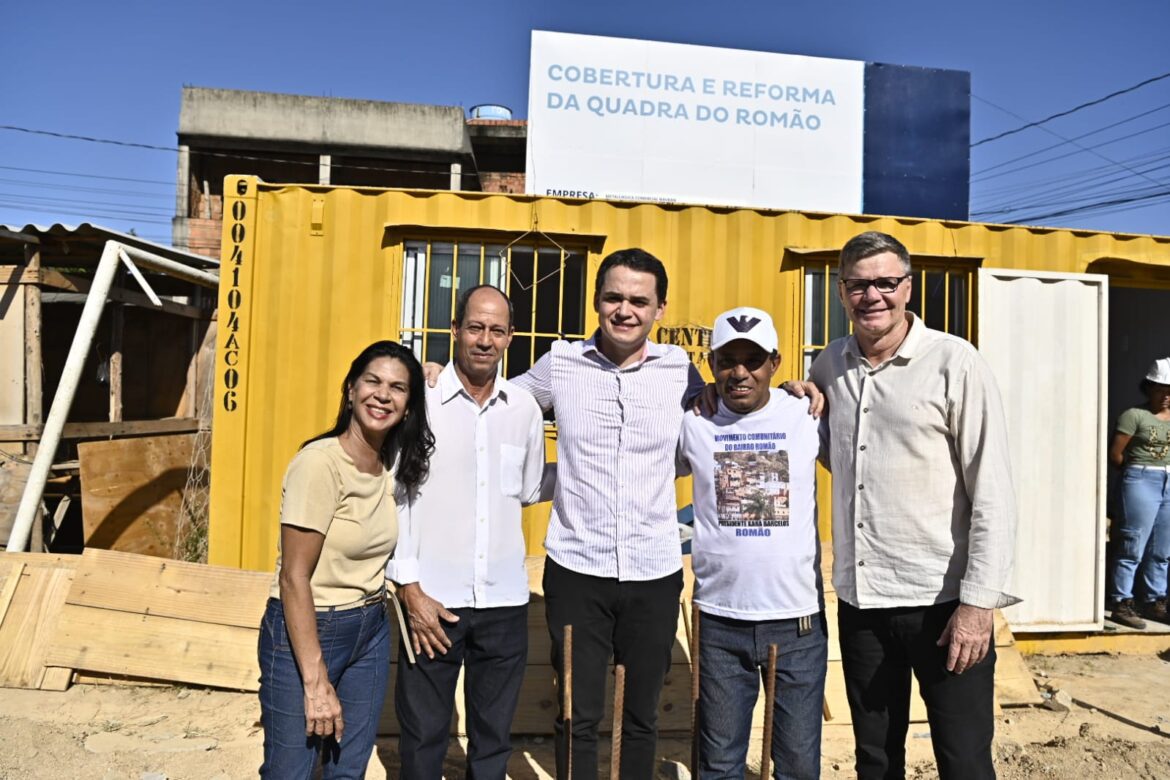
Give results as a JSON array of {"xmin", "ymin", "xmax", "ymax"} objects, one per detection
[
  {"xmin": 0, "ymin": 552, "xmax": 79, "ymax": 690},
  {"xmin": 45, "ymin": 547, "xmax": 268, "ymax": 690},
  {"xmin": 0, "ymin": 547, "xmax": 1039, "ymax": 737}
]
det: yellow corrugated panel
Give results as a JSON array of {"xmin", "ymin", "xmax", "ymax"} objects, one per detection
[{"xmin": 209, "ymin": 177, "xmax": 1170, "ymax": 571}]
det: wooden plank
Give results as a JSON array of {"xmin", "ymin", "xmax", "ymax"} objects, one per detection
[
  {"xmin": 0, "ymin": 552, "xmax": 81, "ymax": 569},
  {"xmin": 45, "ymin": 603, "xmax": 260, "ymax": 691},
  {"xmin": 77, "ymin": 434, "xmax": 195, "ymax": 558},
  {"xmin": 0, "ymin": 457, "xmax": 30, "ymax": 547},
  {"xmin": 0, "ymin": 561, "xmax": 24, "ymax": 625},
  {"xmin": 994, "ymin": 644, "xmax": 1042, "ymax": 706},
  {"xmin": 108, "ymin": 301, "xmax": 123, "ymax": 423},
  {"xmin": 38, "ymin": 666, "xmax": 74, "ymax": 691},
  {"xmin": 66, "ymin": 548, "xmax": 270, "ymax": 628},
  {"xmin": 0, "ymin": 230, "xmax": 39, "ymax": 244},
  {"xmin": 24, "ymin": 245, "xmax": 42, "ymax": 553},
  {"xmin": 0, "ymin": 564, "xmax": 75, "ymax": 688},
  {"xmin": 22, "ymin": 267, "xmax": 208, "ymax": 320},
  {"xmin": 0, "ymin": 417, "xmax": 202, "ymax": 443}
]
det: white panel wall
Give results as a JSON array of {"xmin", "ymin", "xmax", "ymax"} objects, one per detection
[{"xmin": 978, "ymin": 269, "xmax": 1108, "ymax": 631}]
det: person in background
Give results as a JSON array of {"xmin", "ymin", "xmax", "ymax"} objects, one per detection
[
  {"xmin": 1107, "ymin": 357, "xmax": 1170, "ymax": 629},
  {"xmin": 678, "ymin": 307, "xmax": 826, "ymax": 779},
  {"xmin": 257, "ymin": 340, "xmax": 434, "ymax": 778},
  {"xmin": 389, "ymin": 285, "xmax": 548, "ymax": 779}
]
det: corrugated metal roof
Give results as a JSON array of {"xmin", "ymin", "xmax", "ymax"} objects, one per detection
[{"xmin": 0, "ymin": 222, "xmax": 219, "ymax": 269}]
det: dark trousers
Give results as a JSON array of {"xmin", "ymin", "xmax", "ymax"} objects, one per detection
[
  {"xmin": 543, "ymin": 558, "xmax": 684, "ymax": 780},
  {"xmin": 838, "ymin": 600, "xmax": 996, "ymax": 780},
  {"xmin": 395, "ymin": 604, "xmax": 528, "ymax": 780}
]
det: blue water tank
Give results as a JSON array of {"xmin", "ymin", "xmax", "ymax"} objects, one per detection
[{"xmin": 469, "ymin": 104, "xmax": 513, "ymax": 120}]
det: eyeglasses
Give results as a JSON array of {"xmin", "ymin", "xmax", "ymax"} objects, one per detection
[{"xmin": 839, "ymin": 275, "xmax": 910, "ymax": 296}]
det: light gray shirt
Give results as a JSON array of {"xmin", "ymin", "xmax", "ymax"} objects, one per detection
[
  {"xmin": 513, "ymin": 333, "xmax": 696, "ymax": 581},
  {"xmin": 386, "ymin": 362, "xmax": 545, "ymax": 608},
  {"xmin": 809, "ymin": 313, "xmax": 1020, "ymax": 610}
]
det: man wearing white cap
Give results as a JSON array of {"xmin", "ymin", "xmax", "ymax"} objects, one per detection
[{"xmin": 678, "ymin": 307, "xmax": 826, "ymax": 779}]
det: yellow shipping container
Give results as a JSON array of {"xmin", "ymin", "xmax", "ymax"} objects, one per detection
[{"xmin": 209, "ymin": 175, "xmax": 1170, "ymax": 579}]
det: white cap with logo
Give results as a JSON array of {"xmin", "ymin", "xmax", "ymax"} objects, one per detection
[
  {"xmin": 711, "ymin": 306, "xmax": 778, "ymax": 353},
  {"xmin": 1146, "ymin": 357, "xmax": 1170, "ymax": 385}
]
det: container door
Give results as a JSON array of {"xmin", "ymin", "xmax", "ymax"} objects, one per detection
[{"xmin": 977, "ymin": 268, "xmax": 1108, "ymax": 632}]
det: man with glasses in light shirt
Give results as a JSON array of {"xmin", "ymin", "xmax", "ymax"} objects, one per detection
[
  {"xmin": 389, "ymin": 285, "xmax": 547, "ymax": 779},
  {"xmin": 807, "ymin": 231, "xmax": 1018, "ymax": 780}
]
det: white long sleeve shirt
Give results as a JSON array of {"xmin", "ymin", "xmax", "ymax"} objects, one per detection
[
  {"xmin": 386, "ymin": 362, "xmax": 546, "ymax": 608},
  {"xmin": 809, "ymin": 313, "xmax": 1020, "ymax": 610},
  {"xmin": 512, "ymin": 334, "xmax": 700, "ymax": 581}
]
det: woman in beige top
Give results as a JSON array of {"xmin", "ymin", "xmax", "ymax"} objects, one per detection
[{"xmin": 258, "ymin": 340, "xmax": 434, "ymax": 778}]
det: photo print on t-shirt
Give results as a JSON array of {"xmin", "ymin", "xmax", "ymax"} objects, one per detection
[{"xmin": 713, "ymin": 448, "xmax": 790, "ymax": 531}]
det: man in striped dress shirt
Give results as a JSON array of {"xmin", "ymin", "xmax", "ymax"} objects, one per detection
[{"xmin": 511, "ymin": 248, "xmax": 701, "ymax": 779}]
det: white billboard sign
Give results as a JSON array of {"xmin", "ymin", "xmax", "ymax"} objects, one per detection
[{"xmin": 526, "ymin": 31, "xmax": 865, "ymax": 213}]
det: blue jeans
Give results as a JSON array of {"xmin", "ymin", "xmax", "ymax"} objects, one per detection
[
  {"xmin": 258, "ymin": 597, "xmax": 391, "ymax": 779},
  {"xmin": 1110, "ymin": 465, "xmax": 1170, "ymax": 602},
  {"xmin": 395, "ymin": 604, "xmax": 528, "ymax": 780},
  {"xmin": 697, "ymin": 611, "xmax": 828, "ymax": 780}
]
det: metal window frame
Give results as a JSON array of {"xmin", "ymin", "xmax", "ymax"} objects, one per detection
[
  {"xmin": 399, "ymin": 237, "xmax": 590, "ymax": 375},
  {"xmin": 798, "ymin": 260, "xmax": 977, "ymax": 365}
]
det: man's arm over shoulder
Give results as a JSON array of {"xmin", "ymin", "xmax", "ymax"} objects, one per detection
[
  {"xmin": 517, "ymin": 391, "xmax": 550, "ymax": 506},
  {"xmin": 952, "ymin": 348, "xmax": 1020, "ymax": 609},
  {"xmin": 676, "ymin": 413, "xmax": 695, "ymax": 478},
  {"xmin": 510, "ymin": 350, "xmax": 554, "ymax": 412}
]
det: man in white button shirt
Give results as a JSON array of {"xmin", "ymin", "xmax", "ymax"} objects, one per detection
[
  {"xmin": 808, "ymin": 231, "xmax": 1018, "ymax": 780},
  {"xmin": 388, "ymin": 285, "xmax": 547, "ymax": 779}
]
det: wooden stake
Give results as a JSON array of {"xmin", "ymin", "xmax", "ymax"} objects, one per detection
[
  {"xmin": 610, "ymin": 664, "xmax": 626, "ymax": 780},
  {"xmin": 690, "ymin": 602, "xmax": 701, "ymax": 776},
  {"xmin": 760, "ymin": 643, "xmax": 778, "ymax": 780},
  {"xmin": 564, "ymin": 624, "xmax": 573, "ymax": 779},
  {"xmin": 23, "ymin": 244, "xmax": 43, "ymax": 553},
  {"xmin": 823, "ymin": 696, "xmax": 832, "ymax": 721}
]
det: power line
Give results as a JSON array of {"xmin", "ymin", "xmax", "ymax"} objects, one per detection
[
  {"xmin": 971, "ymin": 148, "xmax": 1170, "ymax": 216},
  {"xmin": 0, "ymin": 164, "xmax": 173, "ymax": 186},
  {"xmin": 1004, "ymin": 189, "xmax": 1170, "ymax": 224},
  {"xmin": 0, "ymin": 191, "xmax": 173, "ymax": 216},
  {"xmin": 0, "ymin": 125, "xmax": 480, "ymax": 181},
  {"xmin": 971, "ymin": 71, "xmax": 1170, "ymax": 147},
  {"xmin": 0, "ymin": 202, "xmax": 172, "ymax": 225},
  {"xmin": 970, "ymin": 101, "xmax": 1170, "ymax": 176},
  {"xmin": 970, "ymin": 116, "xmax": 1170, "ymax": 185},
  {"xmin": 0, "ymin": 176, "xmax": 171, "ymax": 199}
]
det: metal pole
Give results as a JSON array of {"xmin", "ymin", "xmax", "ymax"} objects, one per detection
[
  {"xmin": 760, "ymin": 643, "xmax": 778, "ymax": 780},
  {"xmin": 9, "ymin": 240, "xmax": 121, "ymax": 551},
  {"xmin": 610, "ymin": 664, "xmax": 626, "ymax": 780},
  {"xmin": 119, "ymin": 244, "xmax": 219, "ymax": 288},
  {"xmin": 564, "ymin": 624, "xmax": 573, "ymax": 780},
  {"xmin": 690, "ymin": 602, "xmax": 701, "ymax": 776}
]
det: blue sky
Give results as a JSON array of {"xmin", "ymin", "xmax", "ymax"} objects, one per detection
[{"xmin": 2, "ymin": 0, "xmax": 1168, "ymax": 244}]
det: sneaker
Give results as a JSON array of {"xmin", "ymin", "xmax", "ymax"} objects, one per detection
[
  {"xmin": 1110, "ymin": 599, "xmax": 1147, "ymax": 629},
  {"xmin": 1141, "ymin": 597, "xmax": 1168, "ymax": 624}
]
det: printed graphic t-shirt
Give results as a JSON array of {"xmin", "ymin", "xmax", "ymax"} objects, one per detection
[
  {"xmin": 1117, "ymin": 406, "xmax": 1170, "ymax": 467},
  {"xmin": 678, "ymin": 389, "xmax": 821, "ymax": 620}
]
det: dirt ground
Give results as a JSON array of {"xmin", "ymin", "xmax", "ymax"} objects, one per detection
[{"xmin": 0, "ymin": 653, "xmax": 1166, "ymax": 779}]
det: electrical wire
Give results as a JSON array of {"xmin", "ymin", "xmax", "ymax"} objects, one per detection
[
  {"xmin": 971, "ymin": 71, "xmax": 1170, "ymax": 147},
  {"xmin": 0, "ymin": 125, "xmax": 480, "ymax": 181}
]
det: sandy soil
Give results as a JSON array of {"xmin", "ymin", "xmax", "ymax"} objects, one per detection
[{"xmin": 0, "ymin": 653, "xmax": 1166, "ymax": 779}]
